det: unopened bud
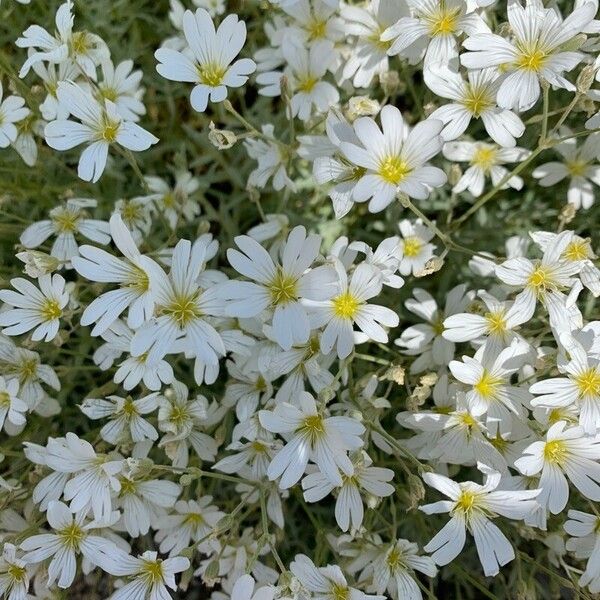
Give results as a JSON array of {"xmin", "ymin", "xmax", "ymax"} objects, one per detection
[
  {"xmin": 408, "ymin": 385, "xmax": 431, "ymax": 409},
  {"xmin": 202, "ymin": 559, "xmax": 220, "ymax": 587},
  {"xmin": 415, "ymin": 256, "xmax": 444, "ymax": 277},
  {"xmin": 561, "ymin": 33, "xmax": 586, "ymax": 52},
  {"xmin": 214, "ymin": 514, "xmax": 234, "ymax": 534},
  {"xmin": 559, "ymin": 202, "xmax": 577, "ymax": 223},
  {"xmin": 16, "ymin": 250, "xmax": 60, "ymax": 277},
  {"xmin": 407, "ymin": 474, "xmax": 425, "ymax": 510},
  {"xmin": 449, "ymin": 164, "xmax": 463, "ymax": 186},
  {"xmin": 420, "ymin": 372, "xmax": 438, "ymax": 387},
  {"xmin": 347, "ymin": 96, "xmax": 380, "ymax": 120},
  {"xmin": 577, "ymin": 64, "xmax": 597, "ymax": 94},
  {"xmin": 208, "ymin": 122, "xmax": 237, "ymax": 149},
  {"xmin": 379, "ymin": 70, "xmax": 400, "ymax": 96}
]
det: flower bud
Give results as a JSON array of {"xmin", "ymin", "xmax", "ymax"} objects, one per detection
[
  {"xmin": 382, "ymin": 363, "xmax": 405, "ymax": 385},
  {"xmin": 379, "ymin": 70, "xmax": 401, "ymax": 96},
  {"xmin": 577, "ymin": 64, "xmax": 596, "ymax": 93},
  {"xmin": 16, "ymin": 250, "xmax": 60, "ymax": 277},
  {"xmin": 208, "ymin": 121, "xmax": 237, "ymax": 149},
  {"xmin": 202, "ymin": 559, "xmax": 221, "ymax": 587},
  {"xmin": 415, "ymin": 256, "xmax": 444, "ymax": 277},
  {"xmin": 407, "ymin": 473, "xmax": 425, "ymax": 510},
  {"xmin": 346, "ymin": 96, "xmax": 380, "ymax": 120}
]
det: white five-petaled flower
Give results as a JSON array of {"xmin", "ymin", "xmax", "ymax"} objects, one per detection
[
  {"xmin": 530, "ymin": 334, "xmax": 600, "ymax": 435},
  {"xmin": 564, "ymin": 510, "xmax": 600, "ymax": 593},
  {"xmin": 443, "ymin": 141, "xmax": 530, "ymax": 197},
  {"xmin": 0, "ymin": 543, "xmax": 30, "ymax": 600},
  {"xmin": 425, "ymin": 66, "xmax": 525, "ymax": 147},
  {"xmin": 0, "ymin": 83, "xmax": 29, "ymax": 149},
  {"xmin": 340, "ymin": 105, "xmax": 446, "ymax": 212},
  {"xmin": 222, "ymin": 225, "xmax": 338, "ymax": 350},
  {"xmin": 44, "ymin": 81, "xmax": 158, "ymax": 182},
  {"xmin": 381, "ymin": 0, "xmax": 489, "ymax": 66},
  {"xmin": 131, "ymin": 238, "xmax": 226, "ymax": 365},
  {"xmin": 72, "ymin": 213, "xmax": 155, "ymax": 336},
  {"xmin": 20, "ymin": 198, "xmax": 110, "ymax": 266},
  {"xmin": 421, "ymin": 465, "xmax": 540, "ymax": 576},
  {"xmin": 19, "ymin": 500, "xmax": 121, "ymax": 589},
  {"xmin": 259, "ymin": 390, "xmax": 365, "ymax": 489},
  {"xmin": 309, "ymin": 261, "xmax": 400, "ymax": 360},
  {"xmin": 397, "ymin": 218, "xmax": 436, "ymax": 276},
  {"xmin": 515, "ymin": 420, "xmax": 600, "ymax": 514},
  {"xmin": 155, "ymin": 8, "xmax": 256, "ymax": 112},
  {"xmin": 98, "ymin": 58, "xmax": 146, "ymax": 122},
  {"xmin": 533, "ymin": 132, "xmax": 600, "ymax": 210},
  {"xmin": 461, "ymin": 0, "xmax": 596, "ymax": 111},
  {"xmin": 106, "ymin": 550, "xmax": 190, "ymax": 600},
  {"xmin": 0, "ymin": 274, "xmax": 68, "ymax": 342}
]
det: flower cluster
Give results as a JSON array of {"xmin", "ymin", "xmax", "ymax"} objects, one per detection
[{"xmin": 1, "ymin": 0, "xmax": 600, "ymax": 599}]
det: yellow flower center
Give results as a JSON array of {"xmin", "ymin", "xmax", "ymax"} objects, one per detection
[
  {"xmin": 515, "ymin": 45, "xmax": 547, "ymax": 71},
  {"xmin": 331, "ymin": 584, "xmax": 350, "ymax": 600},
  {"xmin": 403, "ymin": 236, "xmax": 422, "ymax": 258},
  {"xmin": 297, "ymin": 76, "xmax": 318, "ymax": 93},
  {"xmin": 575, "ymin": 368, "xmax": 600, "ymax": 398},
  {"xmin": 100, "ymin": 86, "xmax": 118, "ymax": 102},
  {"xmin": 386, "ymin": 547, "xmax": 405, "ymax": 570},
  {"xmin": 566, "ymin": 159, "xmax": 587, "ymax": 177},
  {"xmin": 184, "ymin": 512, "xmax": 205, "ymax": 526},
  {"xmin": 100, "ymin": 117, "xmax": 120, "ymax": 142},
  {"xmin": 251, "ymin": 440, "xmax": 268, "ymax": 453},
  {"xmin": 40, "ymin": 298, "xmax": 62, "ymax": 321},
  {"xmin": 7, "ymin": 564, "xmax": 27, "ymax": 582},
  {"xmin": 141, "ymin": 559, "xmax": 164, "ymax": 584},
  {"xmin": 120, "ymin": 202, "xmax": 143, "ymax": 222},
  {"xmin": 269, "ymin": 270, "xmax": 298, "ymax": 305},
  {"xmin": 432, "ymin": 316, "xmax": 445, "ymax": 336},
  {"xmin": 368, "ymin": 27, "xmax": 393, "ymax": 52},
  {"xmin": 332, "ymin": 291, "xmax": 360, "ymax": 319},
  {"xmin": 307, "ymin": 18, "xmax": 327, "ymax": 40},
  {"xmin": 299, "ymin": 414, "xmax": 326, "ymax": 445},
  {"xmin": 458, "ymin": 412, "xmax": 477, "ymax": 428},
  {"xmin": 59, "ymin": 522, "xmax": 84, "ymax": 550},
  {"xmin": 527, "ymin": 264, "xmax": 557, "ymax": 294},
  {"xmin": 548, "ymin": 407, "xmax": 575, "ymax": 425},
  {"xmin": 484, "ymin": 311, "xmax": 507, "ymax": 335},
  {"xmin": 0, "ymin": 392, "xmax": 10, "ymax": 408},
  {"xmin": 471, "ymin": 146, "xmax": 497, "ymax": 170},
  {"xmin": 121, "ymin": 398, "xmax": 138, "ymax": 418},
  {"xmin": 453, "ymin": 490, "xmax": 480, "ymax": 516},
  {"xmin": 126, "ymin": 265, "xmax": 150, "ymax": 293},
  {"xmin": 119, "ymin": 477, "xmax": 137, "ymax": 496},
  {"xmin": 474, "ymin": 370, "xmax": 503, "ymax": 399},
  {"xmin": 198, "ymin": 63, "xmax": 227, "ymax": 87},
  {"xmin": 52, "ymin": 209, "xmax": 80, "ymax": 233},
  {"xmin": 378, "ymin": 155, "xmax": 411, "ymax": 185},
  {"xmin": 543, "ymin": 439, "xmax": 568, "ymax": 464},
  {"xmin": 563, "ymin": 239, "xmax": 591, "ymax": 262},
  {"xmin": 427, "ymin": 7, "xmax": 461, "ymax": 35},
  {"xmin": 162, "ymin": 293, "xmax": 201, "ymax": 327},
  {"xmin": 19, "ymin": 358, "xmax": 38, "ymax": 381},
  {"xmin": 170, "ymin": 404, "xmax": 190, "ymax": 426},
  {"xmin": 462, "ymin": 85, "xmax": 493, "ymax": 117},
  {"xmin": 70, "ymin": 31, "xmax": 91, "ymax": 56}
]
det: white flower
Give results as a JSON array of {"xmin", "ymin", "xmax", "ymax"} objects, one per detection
[
  {"xmin": 72, "ymin": 214, "xmax": 156, "ymax": 336},
  {"xmin": 131, "ymin": 239, "xmax": 226, "ymax": 364},
  {"xmin": 98, "ymin": 59, "xmax": 146, "ymax": 122},
  {"xmin": 0, "ymin": 274, "xmax": 68, "ymax": 342},
  {"xmin": 461, "ymin": 1, "xmax": 596, "ymax": 111},
  {"xmin": 396, "ymin": 285, "xmax": 471, "ymax": 372},
  {"xmin": 231, "ymin": 574, "xmax": 275, "ymax": 600},
  {"xmin": 155, "ymin": 8, "xmax": 256, "ymax": 112},
  {"xmin": 350, "ymin": 236, "xmax": 404, "ymax": 288},
  {"xmin": 533, "ymin": 132, "xmax": 600, "ymax": 210},
  {"xmin": 366, "ymin": 539, "xmax": 437, "ymax": 600},
  {"xmin": 113, "ymin": 195, "xmax": 154, "ymax": 243},
  {"xmin": 20, "ymin": 198, "xmax": 110, "ymax": 266},
  {"xmin": 564, "ymin": 510, "xmax": 600, "ymax": 593},
  {"xmin": 0, "ymin": 376, "xmax": 27, "ymax": 434},
  {"xmin": 381, "ymin": 0, "xmax": 489, "ymax": 66},
  {"xmin": 155, "ymin": 497, "xmax": 224, "ymax": 555},
  {"xmin": 449, "ymin": 340, "xmax": 531, "ymax": 434},
  {"xmin": 341, "ymin": 0, "xmax": 410, "ymax": 88},
  {"xmin": 309, "ymin": 261, "xmax": 399, "ymax": 359},
  {"xmin": 291, "ymin": 554, "xmax": 383, "ymax": 600},
  {"xmin": 421, "ymin": 465, "xmax": 540, "ymax": 576},
  {"xmin": 144, "ymin": 171, "xmax": 201, "ymax": 229},
  {"xmin": 11, "ymin": 113, "xmax": 44, "ymax": 167},
  {"xmin": 0, "ymin": 543, "xmax": 30, "ymax": 600},
  {"xmin": 222, "ymin": 225, "xmax": 338, "ymax": 350},
  {"xmin": 80, "ymin": 393, "xmax": 160, "ymax": 445},
  {"xmin": 20, "ymin": 500, "xmax": 121, "ymax": 589},
  {"xmin": 495, "ymin": 230, "xmax": 582, "ymax": 327},
  {"xmin": 30, "ymin": 60, "xmax": 80, "ymax": 121},
  {"xmin": 425, "ymin": 66, "xmax": 525, "ymax": 147},
  {"xmin": 107, "ymin": 550, "xmax": 189, "ymax": 600},
  {"xmin": 16, "ymin": 0, "xmax": 109, "ymax": 78},
  {"xmin": 0, "ymin": 83, "xmax": 29, "ymax": 148},
  {"xmin": 45, "ymin": 81, "xmax": 158, "ymax": 182},
  {"xmin": 302, "ymin": 453, "xmax": 394, "ymax": 532},
  {"xmin": 339, "ymin": 105, "xmax": 446, "ymax": 212},
  {"xmin": 245, "ymin": 124, "xmax": 295, "ymax": 192},
  {"xmin": 397, "ymin": 218, "xmax": 436, "ymax": 276},
  {"xmin": 443, "ymin": 141, "xmax": 530, "ymax": 197},
  {"xmin": 257, "ymin": 41, "xmax": 339, "ymax": 121},
  {"xmin": 259, "ymin": 390, "xmax": 365, "ymax": 488},
  {"xmin": 514, "ymin": 421, "xmax": 600, "ymax": 514},
  {"xmin": 43, "ymin": 432, "xmax": 123, "ymax": 519},
  {"xmin": 530, "ymin": 334, "xmax": 600, "ymax": 435}
]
